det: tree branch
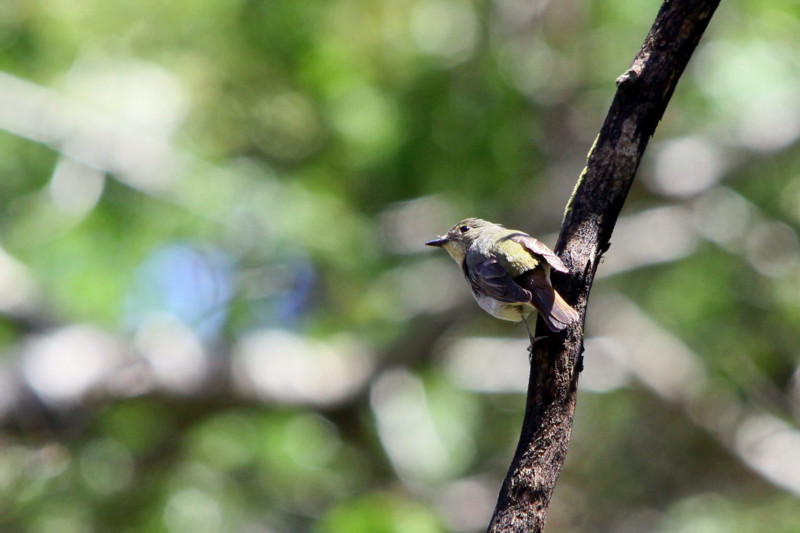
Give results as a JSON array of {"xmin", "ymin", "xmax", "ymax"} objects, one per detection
[{"xmin": 487, "ymin": 1, "xmax": 721, "ymax": 531}]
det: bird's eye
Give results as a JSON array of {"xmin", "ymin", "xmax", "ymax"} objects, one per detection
[{"xmin": 459, "ymin": 225, "xmax": 470, "ymax": 233}]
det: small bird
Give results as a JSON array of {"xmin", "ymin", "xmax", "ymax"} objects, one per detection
[{"xmin": 426, "ymin": 218, "xmax": 579, "ymax": 333}]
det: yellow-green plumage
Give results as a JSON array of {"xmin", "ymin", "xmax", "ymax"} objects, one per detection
[{"xmin": 491, "ymin": 237, "xmax": 541, "ymax": 276}]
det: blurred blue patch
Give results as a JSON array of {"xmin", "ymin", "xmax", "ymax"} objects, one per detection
[
  {"xmin": 254, "ymin": 254, "xmax": 316, "ymax": 329},
  {"xmin": 123, "ymin": 244, "xmax": 234, "ymax": 340}
]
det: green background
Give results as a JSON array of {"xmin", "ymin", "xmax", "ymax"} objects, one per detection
[{"xmin": 1, "ymin": 0, "xmax": 799, "ymax": 531}]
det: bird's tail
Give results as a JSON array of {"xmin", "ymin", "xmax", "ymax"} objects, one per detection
[{"xmin": 518, "ymin": 269, "xmax": 580, "ymax": 332}]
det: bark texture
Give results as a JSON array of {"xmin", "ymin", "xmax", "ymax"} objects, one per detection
[{"xmin": 487, "ymin": 1, "xmax": 721, "ymax": 531}]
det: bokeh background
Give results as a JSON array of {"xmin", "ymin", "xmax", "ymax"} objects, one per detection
[{"xmin": 1, "ymin": 0, "xmax": 799, "ymax": 531}]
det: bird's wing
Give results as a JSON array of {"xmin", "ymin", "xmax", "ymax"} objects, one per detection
[
  {"xmin": 508, "ymin": 233, "xmax": 570, "ymax": 273},
  {"xmin": 516, "ymin": 268, "xmax": 580, "ymax": 331},
  {"xmin": 464, "ymin": 254, "xmax": 531, "ymax": 303}
]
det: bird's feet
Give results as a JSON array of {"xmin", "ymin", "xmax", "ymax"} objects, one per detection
[{"xmin": 527, "ymin": 335, "xmax": 548, "ymax": 360}]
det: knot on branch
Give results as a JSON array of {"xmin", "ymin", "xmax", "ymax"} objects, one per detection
[
  {"xmin": 615, "ymin": 67, "xmax": 641, "ymax": 89},
  {"xmin": 511, "ymin": 484, "xmax": 547, "ymax": 509}
]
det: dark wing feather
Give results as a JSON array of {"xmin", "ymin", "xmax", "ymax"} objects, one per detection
[
  {"xmin": 508, "ymin": 233, "xmax": 570, "ymax": 273},
  {"xmin": 515, "ymin": 268, "xmax": 580, "ymax": 332},
  {"xmin": 464, "ymin": 255, "xmax": 531, "ymax": 303}
]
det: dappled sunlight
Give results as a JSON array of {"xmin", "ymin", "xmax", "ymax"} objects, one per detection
[
  {"xmin": 79, "ymin": 438, "xmax": 135, "ymax": 495},
  {"xmin": 598, "ymin": 205, "xmax": 699, "ymax": 276},
  {"xmin": 589, "ymin": 295, "xmax": 705, "ymax": 403},
  {"xmin": 735, "ymin": 415, "xmax": 800, "ymax": 496},
  {"xmin": 164, "ymin": 487, "xmax": 224, "ymax": 533},
  {"xmin": 579, "ymin": 337, "xmax": 632, "ymax": 393},
  {"xmin": 233, "ymin": 330, "xmax": 373, "ymax": 406},
  {"xmin": 379, "ymin": 195, "xmax": 457, "ymax": 255},
  {"xmin": 410, "ymin": 0, "xmax": 479, "ymax": 65},
  {"xmin": 370, "ymin": 368, "xmax": 470, "ymax": 487},
  {"xmin": 0, "ymin": 244, "xmax": 38, "ymax": 313},
  {"xmin": 648, "ymin": 136, "xmax": 727, "ymax": 197},
  {"xmin": 736, "ymin": 86, "xmax": 800, "ymax": 152},
  {"xmin": 587, "ymin": 294, "xmax": 800, "ymax": 500},
  {"xmin": 367, "ymin": 258, "xmax": 466, "ymax": 321},
  {"xmin": 600, "ymin": 185, "xmax": 800, "ymax": 287},
  {"xmin": 135, "ymin": 313, "xmax": 210, "ymax": 395},
  {"xmin": 691, "ymin": 187, "xmax": 754, "ymax": 248},
  {"xmin": 0, "ymin": 70, "xmax": 182, "ymax": 193},
  {"xmin": 436, "ymin": 477, "xmax": 497, "ymax": 532},
  {"xmin": 22, "ymin": 325, "xmax": 126, "ymax": 405},
  {"xmin": 62, "ymin": 57, "xmax": 189, "ymax": 138},
  {"xmin": 48, "ymin": 158, "xmax": 106, "ymax": 217},
  {"xmin": 695, "ymin": 39, "xmax": 800, "ymax": 152},
  {"xmin": 744, "ymin": 220, "xmax": 800, "ymax": 278},
  {"xmin": 440, "ymin": 336, "xmax": 530, "ymax": 393}
]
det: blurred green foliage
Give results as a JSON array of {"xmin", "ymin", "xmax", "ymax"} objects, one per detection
[{"xmin": 0, "ymin": 0, "xmax": 799, "ymax": 532}]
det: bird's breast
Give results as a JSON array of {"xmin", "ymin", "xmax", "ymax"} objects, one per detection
[{"xmin": 472, "ymin": 292, "xmax": 531, "ymax": 322}]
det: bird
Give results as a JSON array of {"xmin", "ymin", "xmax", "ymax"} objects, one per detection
[{"xmin": 425, "ymin": 218, "xmax": 579, "ymax": 334}]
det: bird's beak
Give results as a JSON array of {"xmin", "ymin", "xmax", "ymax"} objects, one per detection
[{"xmin": 425, "ymin": 236, "xmax": 449, "ymax": 247}]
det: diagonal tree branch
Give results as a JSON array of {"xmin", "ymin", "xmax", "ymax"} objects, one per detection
[{"xmin": 488, "ymin": 1, "xmax": 722, "ymax": 531}]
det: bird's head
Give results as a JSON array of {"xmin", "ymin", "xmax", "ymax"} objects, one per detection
[{"xmin": 425, "ymin": 218, "xmax": 497, "ymax": 263}]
